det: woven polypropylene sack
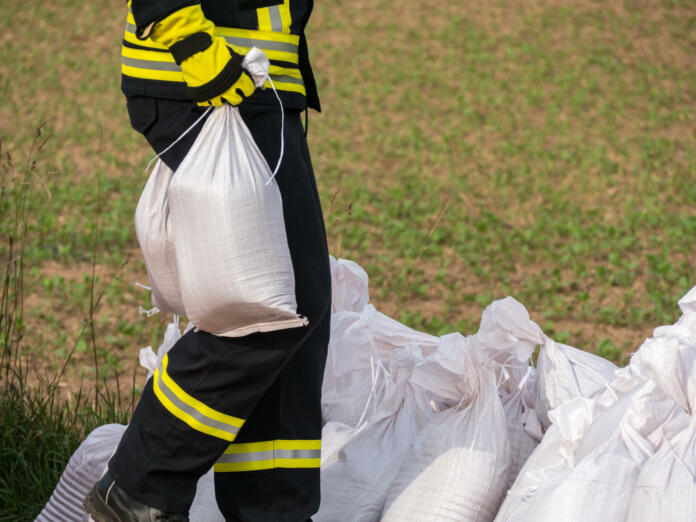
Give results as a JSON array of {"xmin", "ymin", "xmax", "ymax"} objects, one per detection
[
  {"xmin": 534, "ymin": 337, "xmax": 617, "ymax": 429},
  {"xmin": 383, "ymin": 334, "xmax": 511, "ymax": 522},
  {"xmin": 626, "ymin": 316, "xmax": 696, "ymax": 522},
  {"xmin": 329, "ymin": 256, "xmax": 369, "ymax": 313},
  {"xmin": 322, "ymin": 302, "xmax": 437, "ymax": 428},
  {"xmin": 36, "ymin": 424, "xmax": 126, "ymax": 522},
  {"xmin": 316, "ymin": 345, "xmax": 433, "ymax": 522},
  {"xmin": 167, "ymin": 105, "xmax": 306, "ymax": 337},
  {"xmin": 135, "ymin": 160, "xmax": 184, "ymax": 315},
  {"xmin": 627, "ymin": 418, "xmax": 696, "ymax": 522},
  {"xmin": 503, "ymin": 384, "xmax": 543, "ymax": 485}
]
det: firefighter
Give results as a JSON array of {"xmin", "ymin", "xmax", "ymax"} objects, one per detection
[{"xmin": 83, "ymin": 1, "xmax": 330, "ymax": 520}]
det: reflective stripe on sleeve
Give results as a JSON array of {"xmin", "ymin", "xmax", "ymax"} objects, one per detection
[
  {"xmin": 214, "ymin": 439, "xmax": 321, "ymax": 472},
  {"xmin": 153, "ymin": 354, "xmax": 245, "ymax": 442},
  {"xmin": 122, "ymin": 10, "xmax": 305, "ymax": 95}
]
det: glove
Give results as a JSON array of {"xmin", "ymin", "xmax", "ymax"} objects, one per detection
[{"xmin": 150, "ymin": 4, "xmax": 256, "ymax": 107}]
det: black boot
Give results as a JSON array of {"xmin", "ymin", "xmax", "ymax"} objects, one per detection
[{"xmin": 83, "ymin": 471, "xmax": 189, "ymax": 522}]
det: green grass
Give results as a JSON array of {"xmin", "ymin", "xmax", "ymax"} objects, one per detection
[
  {"xmin": 0, "ymin": 376, "xmax": 131, "ymax": 520},
  {"xmin": 1, "ymin": 0, "xmax": 694, "ymax": 370},
  {"xmin": 0, "ymin": 127, "xmax": 132, "ymax": 520}
]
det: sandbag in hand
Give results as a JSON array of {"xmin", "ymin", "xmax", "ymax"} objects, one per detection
[{"xmin": 151, "ymin": 5, "xmax": 256, "ymax": 107}]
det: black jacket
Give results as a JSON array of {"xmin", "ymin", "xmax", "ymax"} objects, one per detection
[{"xmin": 122, "ymin": 0, "xmax": 320, "ymax": 111}]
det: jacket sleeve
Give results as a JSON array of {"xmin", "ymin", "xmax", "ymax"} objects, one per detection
[{"xmin": 130, "ymin": 0, "xmax": 199, "ymax": 39}]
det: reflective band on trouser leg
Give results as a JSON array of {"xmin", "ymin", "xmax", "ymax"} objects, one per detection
[
  {"xmin": 214, "ymin": 440, "xmax": 321, "ymax": 472},
  {"xmin": 153, "ymin": 354, "xmax": 245, "ymax": 441}
]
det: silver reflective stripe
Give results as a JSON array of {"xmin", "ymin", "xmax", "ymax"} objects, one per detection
[
  {"xmin": 155, "ymin": 369, "xmax": 241, "ymax": 438},
  {"xmin": 122, "ymin": 56, "xmax": 181, "ymax": 72},
  {"xmin": 220, "ymin": 36, "xmax": 297, "ymax": 53},
  {"xmin": 125, "ymin": 23, "xmax": 298, "ymax": 54},
  {"xmin": 270, "ymin": 74, "xmax": 304, "ymax": 86},
  {"xmin": 217, "ymin": 449, "xmax": 321, "ymax": 464},
  {"xmin": 268, "ymin": 6, "xmax": 283, "ymax": 32}
]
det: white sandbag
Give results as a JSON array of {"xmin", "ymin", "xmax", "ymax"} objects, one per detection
[
  {"xmin": 626, "ymin": 318, "xmax": 696, "ymax": 522},
  {"xmin": 37, "ymin": 420, "xmax": 224, "ymax": 522},
  {"xmin": 383, "ymin": 333, "xmax": 511, "ymax": 522},
  {"xmin": 135, "ymin": 49, "xmax": 303, "ymax": 336},
  {"xmin": 321, "ymin": 304, "xmax": 437, "ymax": 427},
  {"xmin": 534, "ymin": 336, "xmax": 617, "ymax": 428},
  {"xmin": 36, "ymin": 424, "xmax": 126, "ymax": 522},
  {"xmin": 633, "ymin": 335, "xmax": 696, "ymax": 416},
  {"xmin": 494, "ymin": 397, "xmax": 598, "ymax": 522},
  {"xmin": 320, "ymin": 421, "xmax": 355, "ymax": 468},
  {"xmin": 627, "ymin": 418, "xmax": 696, "ymax": 522},
  {"xmin": 168, "ymin": 102, "xmax": 305, "ymax": 337},
  {"xmin": 189, "ymin": 469, "xmax": 225, "ymax": 522},
  {"xmin": 499, "ymin": 375, "xmax": 682, "ymax": 522},
  {"xmin": 473, "ymin": 298, "xmax": 545, "ymax": 481},
  {"xmin": 502, "ymin": 375, "xmax": 543, "ymax": 483},
  {"xmin": 134, "ymin": 161, "xmax": 183, "ymax": 315},
  {"xmin": 651, "ymin": 285, "xmax": 696, "ymax": 340},
  {"xmin": 475, "ymin": 297, "xmax": 544, "ymax": 369},
  {"xmin": 520, "ymin": 428, "xmax": 650, "ymax": 522},
  {"xmin": 139, "ymin": 317, "xmax": 185, "ymax": 380},
  {"xmin": 330, "ymin": 256, "xmax": 369, "ymax": 313},
  {"xmin": 316, "ymin": 344, "xmax": 433, "ymax": 522}
]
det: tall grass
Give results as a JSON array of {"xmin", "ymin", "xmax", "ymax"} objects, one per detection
[{"xmin": 0, "ymin": 128, "xmax": 133, "ymax": 521}]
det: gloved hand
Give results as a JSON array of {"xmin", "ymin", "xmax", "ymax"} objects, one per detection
[{"xmin": 150, "ymin": 4, "xmax": 255, "ymax": 106}]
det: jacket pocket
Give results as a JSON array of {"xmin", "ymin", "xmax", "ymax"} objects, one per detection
[{"xmin": 126, "ymin": 96, "xmax": 158, "ymax": 136}]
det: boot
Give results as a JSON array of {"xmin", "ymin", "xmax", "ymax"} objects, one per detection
[{"xmin": 83, "ymin": 470, "xmax": 189, "ymax": 522}]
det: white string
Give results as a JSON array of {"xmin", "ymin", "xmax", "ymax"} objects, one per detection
[
  {"xmin": 138, "ymin": 305, "xmax": 160, "ymax": 317},
  {"xmin": 142, "ymin": 73, "xmax": 284, "ymax": 182},
  {"xmin": 135, "ymin": 282, "xmax": 152, "ymax": 291},
  {"xmin": 145, "ymin": 106, "xmax": 214, "ymax": 173},
  {"xmin": 265, "ymin": 76, "xmax": 285, "ymax": 185}
]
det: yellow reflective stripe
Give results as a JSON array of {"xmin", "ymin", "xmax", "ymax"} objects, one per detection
[
  {"xmin": 214, "ymin": 439, "xmax": 321, "ymax": 472},
  {"xmin": 124, "ymin": 25, "xmax": 300, "ymax": 63},
  {"xmin": 122, "ymin": 46, "xmax": 176, "ymax": 63},
  {"xmin": 256, "ymin": 7, "xmax": 273, "ymax": 32},
  {"xmin": 122, "ymin": 10, "xmax": 305, "ymax": 95},
  {"xmin": 122, "ymin": 64, "xmax": 184, "ymax": 82},
  {"xmin": 264, "ymin": 79, "xmax": 306, "ymax": 95},
  {"xmin": 268, "ymin": 65, "xmax": 301, "ymax": 79},
  {"xmin": 214, "ymin": 458, "xmax": 320, "ymax": 472},
  {"xmin": 214, "ymin": 27, "xmax": 299, "ymax": 45},
  {"xmin": 223, "ymin": 439, "xmax": 322, "ymax": 453},
  {"xmin": 126, "ymin": 8, "xmax": 299, "ymax": 44},
  {"xmin": 278, "ymin": 1, "xmax": 292, "ymax": 35},
  {"xmin": 152, "ymin": 354, "xmax": 244, "ymax": 441},
  {"xmin": 160, "ymin": 355, "xmax": 245, "ymax": 429}
]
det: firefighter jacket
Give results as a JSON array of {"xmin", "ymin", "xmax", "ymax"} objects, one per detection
[{"xmin": 121, "ymin": 0, "xmax": 320, "ymax": 111}]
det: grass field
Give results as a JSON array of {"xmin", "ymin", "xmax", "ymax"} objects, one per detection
[{"xmin": 0, "ymin": 0, "xmax": 695, "ymax": 515}]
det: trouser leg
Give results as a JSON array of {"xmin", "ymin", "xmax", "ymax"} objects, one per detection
[
  {"xmin": 212, "ymin": 104, "xmax": 329, "ymax": 522},
  {"xmin": 109, "ymin": 101, "xmax": 330, "ymax": 517}
]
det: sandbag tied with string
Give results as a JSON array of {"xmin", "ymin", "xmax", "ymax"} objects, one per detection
[{"xmin": 135, "ymin": 48, "xmax": 307, "ymax": 336}]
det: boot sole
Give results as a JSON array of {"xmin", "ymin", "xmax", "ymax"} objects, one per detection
[{"xmin": 83, "ymin": 483, "xmax": 121, "ymax": 522}]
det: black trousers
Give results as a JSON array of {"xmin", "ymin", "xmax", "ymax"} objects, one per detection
[{"xmin": 109, "ymin": 97, "xmax": 331, "ymax": 521}]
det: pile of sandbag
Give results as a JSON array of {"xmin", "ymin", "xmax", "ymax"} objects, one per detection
[
  {"xmin": 318, "ymin": 259, "xmax": 570, "ymax": 522},
  {"xmin": 495, "ymin": 287, "xmax": 696, "ymax": 522},
  {"xmin": 39, "ymin": 256, "xmax": 696, "ymax": 522}
]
